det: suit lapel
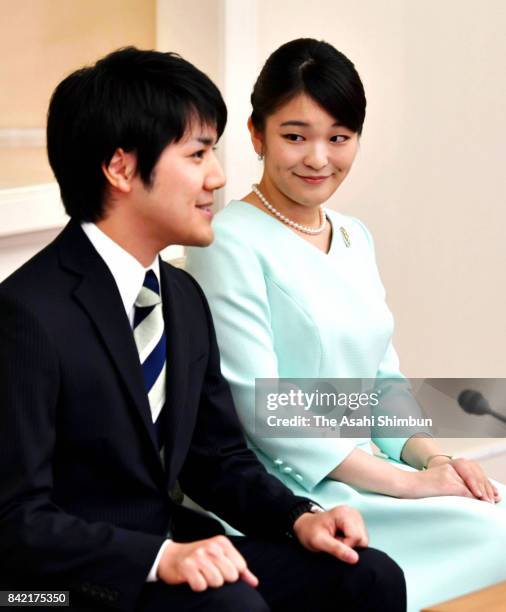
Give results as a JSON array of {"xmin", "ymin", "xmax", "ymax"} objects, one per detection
[
  {"xmin": 159, "ymin": 261, "xmax": 189, "ymax": 481},
  {"xmin": 57, "ymin": 222, "xmax": 163, "ymax": 469}
]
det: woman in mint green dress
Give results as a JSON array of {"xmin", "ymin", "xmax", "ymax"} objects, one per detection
[{"xmin": 186, "ymin": 38, "xmax": 506, "ymax": 612}]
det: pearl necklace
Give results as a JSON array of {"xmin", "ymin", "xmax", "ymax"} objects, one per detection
[{"xmin": 252, "ymin": 184, "xmax": 328, "ymax": 235}]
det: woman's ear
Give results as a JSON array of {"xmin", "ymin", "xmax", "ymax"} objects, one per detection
[
  {"xmin": 101, "ymin": 148, "xmax": 137, "ymax": 194},
  {"xmin": 248, "ymin": 116, "xmax": 264, "ymax": 158}
]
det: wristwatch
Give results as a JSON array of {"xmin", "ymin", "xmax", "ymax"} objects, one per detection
[{"xmin": 286, "ymin": 500, "xmax": 324, "ymax": 537}]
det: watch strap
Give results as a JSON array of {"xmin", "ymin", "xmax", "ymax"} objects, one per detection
[{"xmin": 286, "ymin": 500, "xmax": 324, "ymax": 537}]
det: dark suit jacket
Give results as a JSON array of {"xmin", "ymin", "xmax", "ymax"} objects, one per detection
[{"xmin": 0, "ymin": 221, "xmax": 307, "ymax": 610}]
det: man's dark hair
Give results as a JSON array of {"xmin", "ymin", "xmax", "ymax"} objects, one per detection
[
  {"xmin": 251, "ymin": 38, "xmax": 366, "ymax": 135},
  {"xmin": 47, "ymin": 47, "xmax": 227, "ymax": 222}
]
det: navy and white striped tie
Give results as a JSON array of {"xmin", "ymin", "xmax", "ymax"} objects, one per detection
[{"xmin": 133, "ymin": 270, "xmax": 166, "ymax": 448}]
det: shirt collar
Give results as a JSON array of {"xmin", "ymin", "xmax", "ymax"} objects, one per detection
[{"xmin": 81, "ymin": 222, "xmax": 161, "ymax": 319}]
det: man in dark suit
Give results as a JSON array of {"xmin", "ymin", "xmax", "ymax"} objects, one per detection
[{"xmin": 0, "ymin": 48, "xmax": 406, "ymax": 611}]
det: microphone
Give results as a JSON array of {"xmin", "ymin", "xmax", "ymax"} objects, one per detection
[{"xmin": 457, "ymin": 389, "xmax": 506, "ymax": 425}]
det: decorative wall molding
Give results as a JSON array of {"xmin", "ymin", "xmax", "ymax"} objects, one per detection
[
  {"xmin": 0, "ymin": 128, "xmax": 46, "ymax": 148},
  {"xmin": 0, "ymin": 182, "xmax": 67, "ymax": 238},
  {"xmin": 459, "ymin": 439, "xmax": 506, "ymax": 461}
]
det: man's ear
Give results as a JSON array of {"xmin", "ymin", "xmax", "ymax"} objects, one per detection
[
  {"xmin": 247, "ymin": 116, "xmax": 264, "ymax": 158},
  {"xmin": 102, "ymin": 148, "xmax": 137, "ymax": 193}
]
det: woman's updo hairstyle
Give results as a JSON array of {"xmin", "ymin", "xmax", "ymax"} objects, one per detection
[{"xmin": 251, "ymin": 38, "xmax": 366, "ymax": 135}]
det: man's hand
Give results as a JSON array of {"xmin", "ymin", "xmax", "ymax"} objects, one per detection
[
  {"xmin": 293, "ymin": 505, "xmax": 368, "ymax": 565},
  {"xmin": 157, "ymin": 535, "xmax": 259, "ymax": 592}
]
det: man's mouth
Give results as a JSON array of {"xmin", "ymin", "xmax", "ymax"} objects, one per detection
[{"xmin": 195, "ymin": 203, "xmax": 213, "ymax": 218}]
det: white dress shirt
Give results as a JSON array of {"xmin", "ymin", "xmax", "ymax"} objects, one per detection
[
  {"xmin": 81, "ymin": 222, "xmax": 170, "ymax": 582},
  {"xmin": 81, "ymin": 222, "xmax": 161, "ymax": 327}
]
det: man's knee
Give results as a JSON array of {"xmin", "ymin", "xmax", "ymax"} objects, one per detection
[
  {"xmin": 137, "ymin": 580, "xmax": 269, "ymax": 612},
  {"xmin": 271, "ymin": 545, "xmax": 405, "ymax": 612},
  {"xmin": 310, "ymin": 547, "xmax": 406, "ymax": 612},
  {"xmin": 356, "ymin": 548, "xmax": 406, "ymax": 612},
  {"xmin": 200, "ymin": 581, "xmax": 270, "ymax": 612}
]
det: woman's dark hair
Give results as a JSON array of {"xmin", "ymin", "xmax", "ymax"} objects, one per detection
[
  {"xmin": 47, "ymin": 47, "xmax": 227, "ymax": 222},
  {"xmin": 251, "ymin": 38, "xmax": 366, "ymax": 134}
]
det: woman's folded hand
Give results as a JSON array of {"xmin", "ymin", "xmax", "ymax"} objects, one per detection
[
  {"xmin": 446, "ymin": 458, "xmax": 501, "ymax": 504},
  {"xmin": 399, "ymin": 463, "xmax": 486, "ymax": 501}
]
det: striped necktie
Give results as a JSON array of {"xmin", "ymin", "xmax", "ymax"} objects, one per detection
[{"xmin": 133, "ymin": 270, "xmax": 166, "ymax": 448}]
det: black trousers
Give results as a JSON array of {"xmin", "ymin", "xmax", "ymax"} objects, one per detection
[{"xmin": 135, "ymin": 537, "xmax": 407, "ymax": 612}]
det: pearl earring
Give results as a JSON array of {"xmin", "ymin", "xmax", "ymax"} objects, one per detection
[{"xmin": 257, "ymin": 153, "xmax": 264, "ymax": 161}]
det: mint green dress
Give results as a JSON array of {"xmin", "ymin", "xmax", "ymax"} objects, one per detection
[{"xmin": 186, "ymin": 200, "xmax": 506, "ymax": 612}]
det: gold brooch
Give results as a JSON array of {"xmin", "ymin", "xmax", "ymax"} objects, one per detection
[{"xmin": 340, "ymin": 226, "xmax": 351, "ymax": 248}]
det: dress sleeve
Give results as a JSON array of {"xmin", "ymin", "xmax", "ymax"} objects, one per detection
[
  {"xmin": 186, "ymin": 225, "xmax": 355, "ymax": 492},
  {"xmin": 351, "ymin": 217, "xmax": 429, "ymax": 462},
  {"xmin": 373, "ymin": 340, "xmax": 413, "ymax": 461}
]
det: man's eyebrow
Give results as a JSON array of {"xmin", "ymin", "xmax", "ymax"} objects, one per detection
[
  {"xmin": 279, "ymin": 120, "xmax": 343, "ymax": 128},
  {"xmin": 194, "ymin": 136, "xmax": 215, "ymax": 146},
  {"xmin": 279, "ymin": 120, "xmax": 309, "ymax": 128}
]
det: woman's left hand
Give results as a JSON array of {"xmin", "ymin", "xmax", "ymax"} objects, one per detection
[{"xmin": 429, "ymin": 456, "xmax": 501, "ymax": 503}]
